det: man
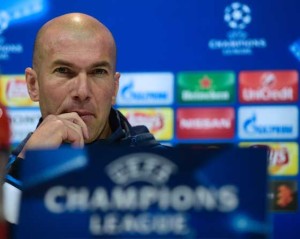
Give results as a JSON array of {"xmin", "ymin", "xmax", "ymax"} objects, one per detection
[{"xmin": 7, "ymin": 12, "xmax": 162, "ymax": 187}]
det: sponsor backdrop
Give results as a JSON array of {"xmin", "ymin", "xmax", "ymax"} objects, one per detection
[{"xmin": 0, "ymin": 0, "xmax": 299, "ymax": 238}]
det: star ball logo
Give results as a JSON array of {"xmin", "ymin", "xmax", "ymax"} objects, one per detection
[
  {"xmin": 0, "ymin": 9, "xmax": 22, "ymax": 60},
  {"xmin": 208, "ymin": 2, "xmax": 267, "ymax": 56},
  {"xmin": 224, "ymin": 2, "xmax": 251, "ymax": 30},
  {"xmin": 0, "ymin": 11, "xmax": 10, "ymax": 34},
  {"xmin": 0, "ymin": 0, "xmax": 47, "ymax": 60}
]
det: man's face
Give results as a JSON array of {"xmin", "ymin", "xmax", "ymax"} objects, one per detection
[{"xmin": 31, "ymin": 31, "xmax": 119, "ymax": 143}]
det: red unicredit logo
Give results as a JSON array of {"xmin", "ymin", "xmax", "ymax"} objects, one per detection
[{"xmin": 239, "ymin": 70, "xmax": 298, "ymax": 103}]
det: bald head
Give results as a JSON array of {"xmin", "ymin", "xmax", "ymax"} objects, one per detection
[{"xmin": 32, "ymin": 13, "xmax": 117, "ymax": 71}]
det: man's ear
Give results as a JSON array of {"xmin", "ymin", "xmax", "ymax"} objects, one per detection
[
  {"xmin": 25, "ymin": 67, "xmax": 39, "ymax": 102},
  {"xmin": 112, "ymin": 72, "xmax": 120, "ymax": 104}
]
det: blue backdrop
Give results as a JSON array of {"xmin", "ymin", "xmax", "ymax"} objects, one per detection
[{"xmin": 1, "ymin": 1, "xmax": 300, "ymax": 238}]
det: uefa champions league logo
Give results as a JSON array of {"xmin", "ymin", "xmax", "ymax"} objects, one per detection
[
  {"xmin": 208, "ymin": 1, "xmax": 267, "ymax": 56},
  {"xmin": 0, "ymin": 11, "xmax": 10, "ymax": 34},
  {"xmin": 224, "ymin": 2, "xmax": 251, "ymax": 30}
]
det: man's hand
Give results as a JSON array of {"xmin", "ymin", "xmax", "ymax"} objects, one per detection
[{"xmin": 18, "ymin": 112, "xmax": 89, "ymax": 158}]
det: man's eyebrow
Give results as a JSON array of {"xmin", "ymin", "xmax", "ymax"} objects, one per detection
[
  {"xmin": 51, "ymin": 59, "xmax": 74, "ymax": 67},
  {"xmin": 51, "ymin": 60, "xmax": 113, "ymax": 70},
  {"xmin": 91, "ymin": 61, "xmax": 112, "ymax": 70}
]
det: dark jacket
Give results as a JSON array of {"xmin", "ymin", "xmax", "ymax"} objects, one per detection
[{"xmin": 6, "ymin": 108, "xmax": 163, "ymax": 188}]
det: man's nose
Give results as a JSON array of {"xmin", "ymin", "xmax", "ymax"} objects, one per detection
[{"xmin": 72, "ymin": 73, "xmax": 91, "ymax": 102}]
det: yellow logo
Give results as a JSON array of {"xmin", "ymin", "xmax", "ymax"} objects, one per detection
[
  {"xmin": 0, "ymin": 75, "xmax": 38, "ymax": 106},
  {"xmin": 239, "ymin": 142, "xmax": 298, "ymax": 176},
  {"xmin": 118, "ymin": 108, "xmax": 173, "ymax": 140}
]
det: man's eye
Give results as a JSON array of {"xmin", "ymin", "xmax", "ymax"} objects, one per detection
[
  {"xmin": 54, "ymin": 67, "xmax": 70, "ymax": 74},
  {"xmin": 93, "ymin": 68, "xmax": 108, "ymax": 76}
]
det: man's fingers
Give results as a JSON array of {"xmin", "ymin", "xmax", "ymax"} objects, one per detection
[
  {"xmin": 63, "ymin": 120, "xmax": 85, "ymax": 147},
  {"xmin": 19, "ymin": 113, "xmax": 90, "ymax": 156},
  {"xmin": 71, "ymin": 117, "xmax": 89, "ymax": 140},
  {"xmin": 58, "ymin": 112, "xmax": 89, "ymax": 139}
]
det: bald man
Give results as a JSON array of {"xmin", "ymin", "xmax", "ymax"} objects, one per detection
[{"xmin": 6, "ymin": 13, "xmax": 161, "ymax": 188}]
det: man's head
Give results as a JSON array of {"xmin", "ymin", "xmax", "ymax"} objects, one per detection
[{"xmin": 25, "ymin": 13, "xmax": 120, "ymax": 143}]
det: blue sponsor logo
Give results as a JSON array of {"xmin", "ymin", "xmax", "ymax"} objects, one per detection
[
  {"xmin": 0, "ymin": 0, "xmax": 47, "ymax": 34},
  {"xmin": 243, "ymin": 114, "xmax": 293, "ymax": 134},
  {"xmin": 121, "ymin": 81, "xmax": 168, "ymax": 100}
]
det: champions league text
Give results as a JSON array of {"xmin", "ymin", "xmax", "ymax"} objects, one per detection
[{"xmin": 44, "ymin": 185, "xmax": 239, "ymax": 236}]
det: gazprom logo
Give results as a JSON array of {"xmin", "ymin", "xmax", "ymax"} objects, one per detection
[
  {"xmin": 238, "ymin": 106, "xmax": 298, "ymax": 139},
  {"xmin": 121, "ymin": 81, "xmax": 167, "ymax": 100},
  {"xmin": 117, "ymin": 73, "xmax": 174, "ymax": 106},
  {"xmin": 243, "ymin": 114, "xmax": 293, "ymax": 134},
  {"xmin": 7, "ymin": 108, "xmax": 41, "ymax": 144}
]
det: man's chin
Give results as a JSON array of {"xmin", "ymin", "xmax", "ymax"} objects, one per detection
[{"xmin": 84, "ymin": 138, "xmax": 95, "ymax": 144}]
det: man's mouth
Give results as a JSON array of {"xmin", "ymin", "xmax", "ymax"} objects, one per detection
[{"xmin": 73, "ymin": 110, "xmax": 95, "ymax": 121}]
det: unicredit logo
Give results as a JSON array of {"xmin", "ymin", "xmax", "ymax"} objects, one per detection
[
  {"xmin": 242, "ymin": 87, "xmax": 293, "ymax": 101},
  {"xmin": 239, "ymin": 71, "xmax": 298, "ymax": 103}
]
